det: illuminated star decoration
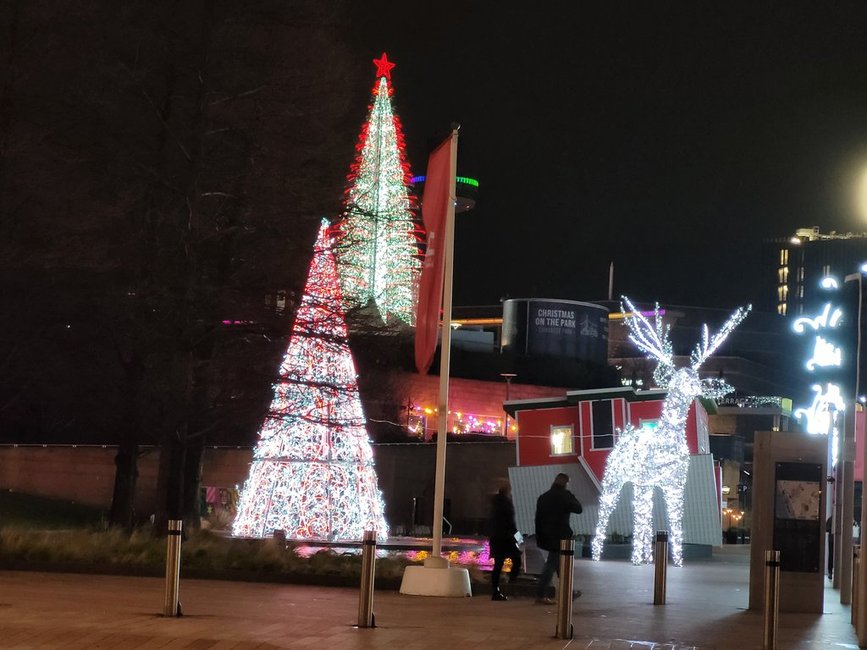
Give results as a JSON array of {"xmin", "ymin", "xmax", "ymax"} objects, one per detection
[
  {"xmin": 232, "ymin": 220, "xmax": 389, "ymax": 541},
  {"xmin": 335, "ymin": 52, "xmax": 423, "ymax": 326},
  {"xmin": 372, "ymin": 52, "xmax": 396, "ymax": 80},
  {"xmin": 591, "ymin": 297, "xmax": 750, "ymax": 567}
]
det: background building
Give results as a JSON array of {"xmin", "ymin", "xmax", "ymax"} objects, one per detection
[{"xmin": 762, "ymin": 226, "xmax": 867, "ymax": 316}]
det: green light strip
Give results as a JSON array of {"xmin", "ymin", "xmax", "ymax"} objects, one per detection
[
  {"xmin": 411, "ymin": 175, "xmax": 479, "ymax": 188},
  {"xmin": 455, "ymin": 176, "xmax": 479, "ymax": 188}
]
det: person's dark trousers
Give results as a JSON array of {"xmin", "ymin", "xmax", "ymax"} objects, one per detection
[
  {"xmin": 491, "ymin": 548, "xmax": 523, "ymax": 593},
  {"xmin": 537, "ymin": 549, "xmax": 560, "ymax": 598},
  {"xmin": 828, "ymin": 531, "xmax": 834, "ymax": 579}
]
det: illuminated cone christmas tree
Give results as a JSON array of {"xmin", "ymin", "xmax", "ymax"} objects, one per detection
[
  {"xmin": 336, "ymin": 52, "xmax": 422, "ymax": 325},
  {"xmin": 232, "ymin": 220, "xmax": 388, "ymax": 540}
]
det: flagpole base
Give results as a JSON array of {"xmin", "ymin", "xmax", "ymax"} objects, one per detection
[{"xmin": 399, "ymin": 564, "xmax": 471, "ymax": 597}]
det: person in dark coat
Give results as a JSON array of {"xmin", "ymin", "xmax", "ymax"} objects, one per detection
[
  {"xmin": 489, "ymin": 480, "xmax": 522, "ymax": 601},
  {"xmin": 534, "ymin": 472, "xmax": 583, "ymax": 604}
]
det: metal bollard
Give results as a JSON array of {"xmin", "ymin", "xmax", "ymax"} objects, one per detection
[
  {"xmin": 357, "ymin": 530, "xmax": 376, "ymax": 628},
  {"xmin": 853, "ymin": 545, "xmax": 860, "ymax": 626},
  {"xmin": 163, "ymin": 519, "xmax": 183, "ymax": 617},
  {"xmin": 654, "ymin": 531, "xmax": 668, "ymax": 605},
  {"xmin": 555, "ymin": 538, "xmax": 575, "ymax": 640},
  {"xmin": 763, "ymin": 550, "xmax": 780, "ymax": 650}
]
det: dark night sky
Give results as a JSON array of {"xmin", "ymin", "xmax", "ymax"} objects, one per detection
[{"xmin": 347, "ymin": 3, "xmax": 867, "ymax": 311}]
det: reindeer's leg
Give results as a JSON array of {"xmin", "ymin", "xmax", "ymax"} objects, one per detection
[
  {"xmin": 632, "ymin": 485, "xmax": 654, "ymax": 565},
  {"xmin": 662, "ymin": 478, "xmax": 687, "ymax": 567},
  {"xmin": 592, "ymin": 478, "xmax": 621, "ymax": 561}
]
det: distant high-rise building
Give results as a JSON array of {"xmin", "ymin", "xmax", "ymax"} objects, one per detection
[{"xmin": 762, "ymin": 226, "xmax": 867, "ymax": 316}]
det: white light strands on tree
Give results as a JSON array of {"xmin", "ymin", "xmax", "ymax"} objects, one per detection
[
  {"xmin": 232, "ymin": 220, "xmax": 388, "ymax": 541},
  {"xmin": 336, "ymin": 53, "xmax": 422, "ymax": 325},
  {"xmin": 591, "ymin": 297, "xmax": 750, "ymax": 566},
  {"xmin": 792, "ymin": 277, "xmax": 846, "ymax": 466}
]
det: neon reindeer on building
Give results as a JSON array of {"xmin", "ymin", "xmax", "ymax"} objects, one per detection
[{"xmin": 591, "ymin": 297, "xmax": 751, "ymax": 566}]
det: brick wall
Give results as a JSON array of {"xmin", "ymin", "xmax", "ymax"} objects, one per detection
[
  {"xmin": 0, "ymin": 442, "xmax": 519, "ymax": 534},
  {"xmin": 0, "ymin": 445, "xmax": 161, "ymax": 515}
]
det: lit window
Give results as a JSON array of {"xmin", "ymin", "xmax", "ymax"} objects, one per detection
[
  {"xmin": 550, "ymin": 425, "xmax": 574, "ymax": 456},
  {"xmin": 778, "ymin": 303, "xmax": 787, "ymax": 315},
  {"xmin": 778, "ymin": 267, "xmax": 788, "ymax": 283},
  {"xmin": 780, "ymin": 249, "xmax": 788, "ymax": 265},
  {"xmin": 408, "ymin": 414, "xmax": 426, "ymax": 438}
]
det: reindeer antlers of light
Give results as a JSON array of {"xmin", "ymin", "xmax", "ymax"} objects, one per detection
[
  {"xmin": 690, "ymin": 304, "xmax": 752, "ymax": 369},
  {"xmin": 620, "ymin": 296, "xmax": 674, "ymax": 368}
]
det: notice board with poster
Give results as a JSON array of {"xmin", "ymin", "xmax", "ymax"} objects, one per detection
[
  {"xmin": 773, "ymin": 461, "xmax": 823, "ymax": 573},
  {"xmin": 749, "ymin": 431, "xmax": 826, "ymax": 613}
]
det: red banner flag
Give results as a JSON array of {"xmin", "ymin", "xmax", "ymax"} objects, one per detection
[{"xmin": 414, "ymin": 134, "xmax": 455, "ymax": 374}]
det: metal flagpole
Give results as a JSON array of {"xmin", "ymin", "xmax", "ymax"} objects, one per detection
[
  {"xmin": 399, "ymin": 126, "xmax": 471, "ymax": 597},
  {"xmin": 852, "ymin": 272, "xmax": 867, "ymax": 643},
  {"xmin": 429, "ymin": 126, "xmax": 459, "ymax": 564}
]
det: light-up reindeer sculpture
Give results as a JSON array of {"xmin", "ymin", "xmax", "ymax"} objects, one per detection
[{"xmin": 591, "ymin": 297, "xmax": 750, "ymax": 566}]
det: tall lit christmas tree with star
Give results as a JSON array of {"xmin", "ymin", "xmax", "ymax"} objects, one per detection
[
  {"xmin": 232, "ymin": 220, "xmax": 388, "ymax": 540},
  {"xmin": 336, "ymin": 52, "xmax": 423, "ymax": 326}
]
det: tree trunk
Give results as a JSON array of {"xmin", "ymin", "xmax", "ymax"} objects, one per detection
[
  {"xmin": 183, "ymin": 435, "xmax": 204, "ymax": 532},
  {"xmin": 108, "ymin": 439, "xmax": 139, "ymax": 531},
  {"xmin": 154, "ymin": 431, "xmax": 186, "ymax": 535}
]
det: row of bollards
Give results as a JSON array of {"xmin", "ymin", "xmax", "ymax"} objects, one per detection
[
  {"xmin": 159, "ymin": 522, "xmax": 381, "ymax": 625},
  {"xmin": 557, "ymin": 530, "xmax": 669, "ymax": 640},
  {"xmin": 159, "ymin": 523, "xmax": 782, "ymax": 648},
  {"xmin": 160, "ymin": 524, "xmax": 787, "ymax": 646}
]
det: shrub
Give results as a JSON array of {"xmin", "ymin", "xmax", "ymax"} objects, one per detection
[{"xmin": 0, "ymin": 526, "xmax": 417, "ymax": 583}]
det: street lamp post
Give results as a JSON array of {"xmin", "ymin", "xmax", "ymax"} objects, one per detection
[{"xmin": 500, "ymin": 373, "xmax": 516, "ymax": 437}]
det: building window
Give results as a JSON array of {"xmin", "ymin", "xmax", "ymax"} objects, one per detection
[
  {"xmin": 777, "ymin": 285, "xmax": 788, "ymax": 302},
  {"xmin": 780, "ymin": 249, "xmax": 788, "ymax": 265},
  {"xmin": 591, "ymin": 400, "xmax": 615, "ymax": 449},
  {"xmin": 778, "ymin": 267, "xmax": 788, "ymax": 283},
  {"xmin": 778, "ymin": 303, "xmax": 787, "ymax": 315},
  {"xmin": 550, "ymin": 425, "xmax": 574, "ymax": 456}
]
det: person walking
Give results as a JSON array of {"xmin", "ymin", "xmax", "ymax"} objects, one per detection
[
  {"xmin": 534, "ymin": 472, "xmax": 583, "ymax": 604},
  {"xmin": 489, "ymin": 480, "xmax": 522, "ymax": 601}
]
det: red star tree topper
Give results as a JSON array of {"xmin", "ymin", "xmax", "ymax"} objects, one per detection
[{"xmin": 373, "ymin": 52, "xmax": 395, "ymax": 80}]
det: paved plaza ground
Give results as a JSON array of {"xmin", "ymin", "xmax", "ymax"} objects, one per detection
[{"xmin": 0, "ymin": 546, "xmax": 860, "ymax": 649}]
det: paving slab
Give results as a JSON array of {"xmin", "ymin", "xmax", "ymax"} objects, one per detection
[{"xmin": 0, "ymin": 546, "xmax": 860, "ymax": 649}]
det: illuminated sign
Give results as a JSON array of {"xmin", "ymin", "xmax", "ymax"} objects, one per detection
[
  {"xmin": 805, "ymin": 336, "xmax": 842, "ymax": 371},
  {"xmin": 793, "ymin": 303, "xmax": 843, "ymax": 333},
  {"xmin": 792, "ymin": 279, "xmax": 845, "ymax": 466},
  {"xmin": 410, "ymin": 175, "xmax": 480, "ymax": 188}
]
